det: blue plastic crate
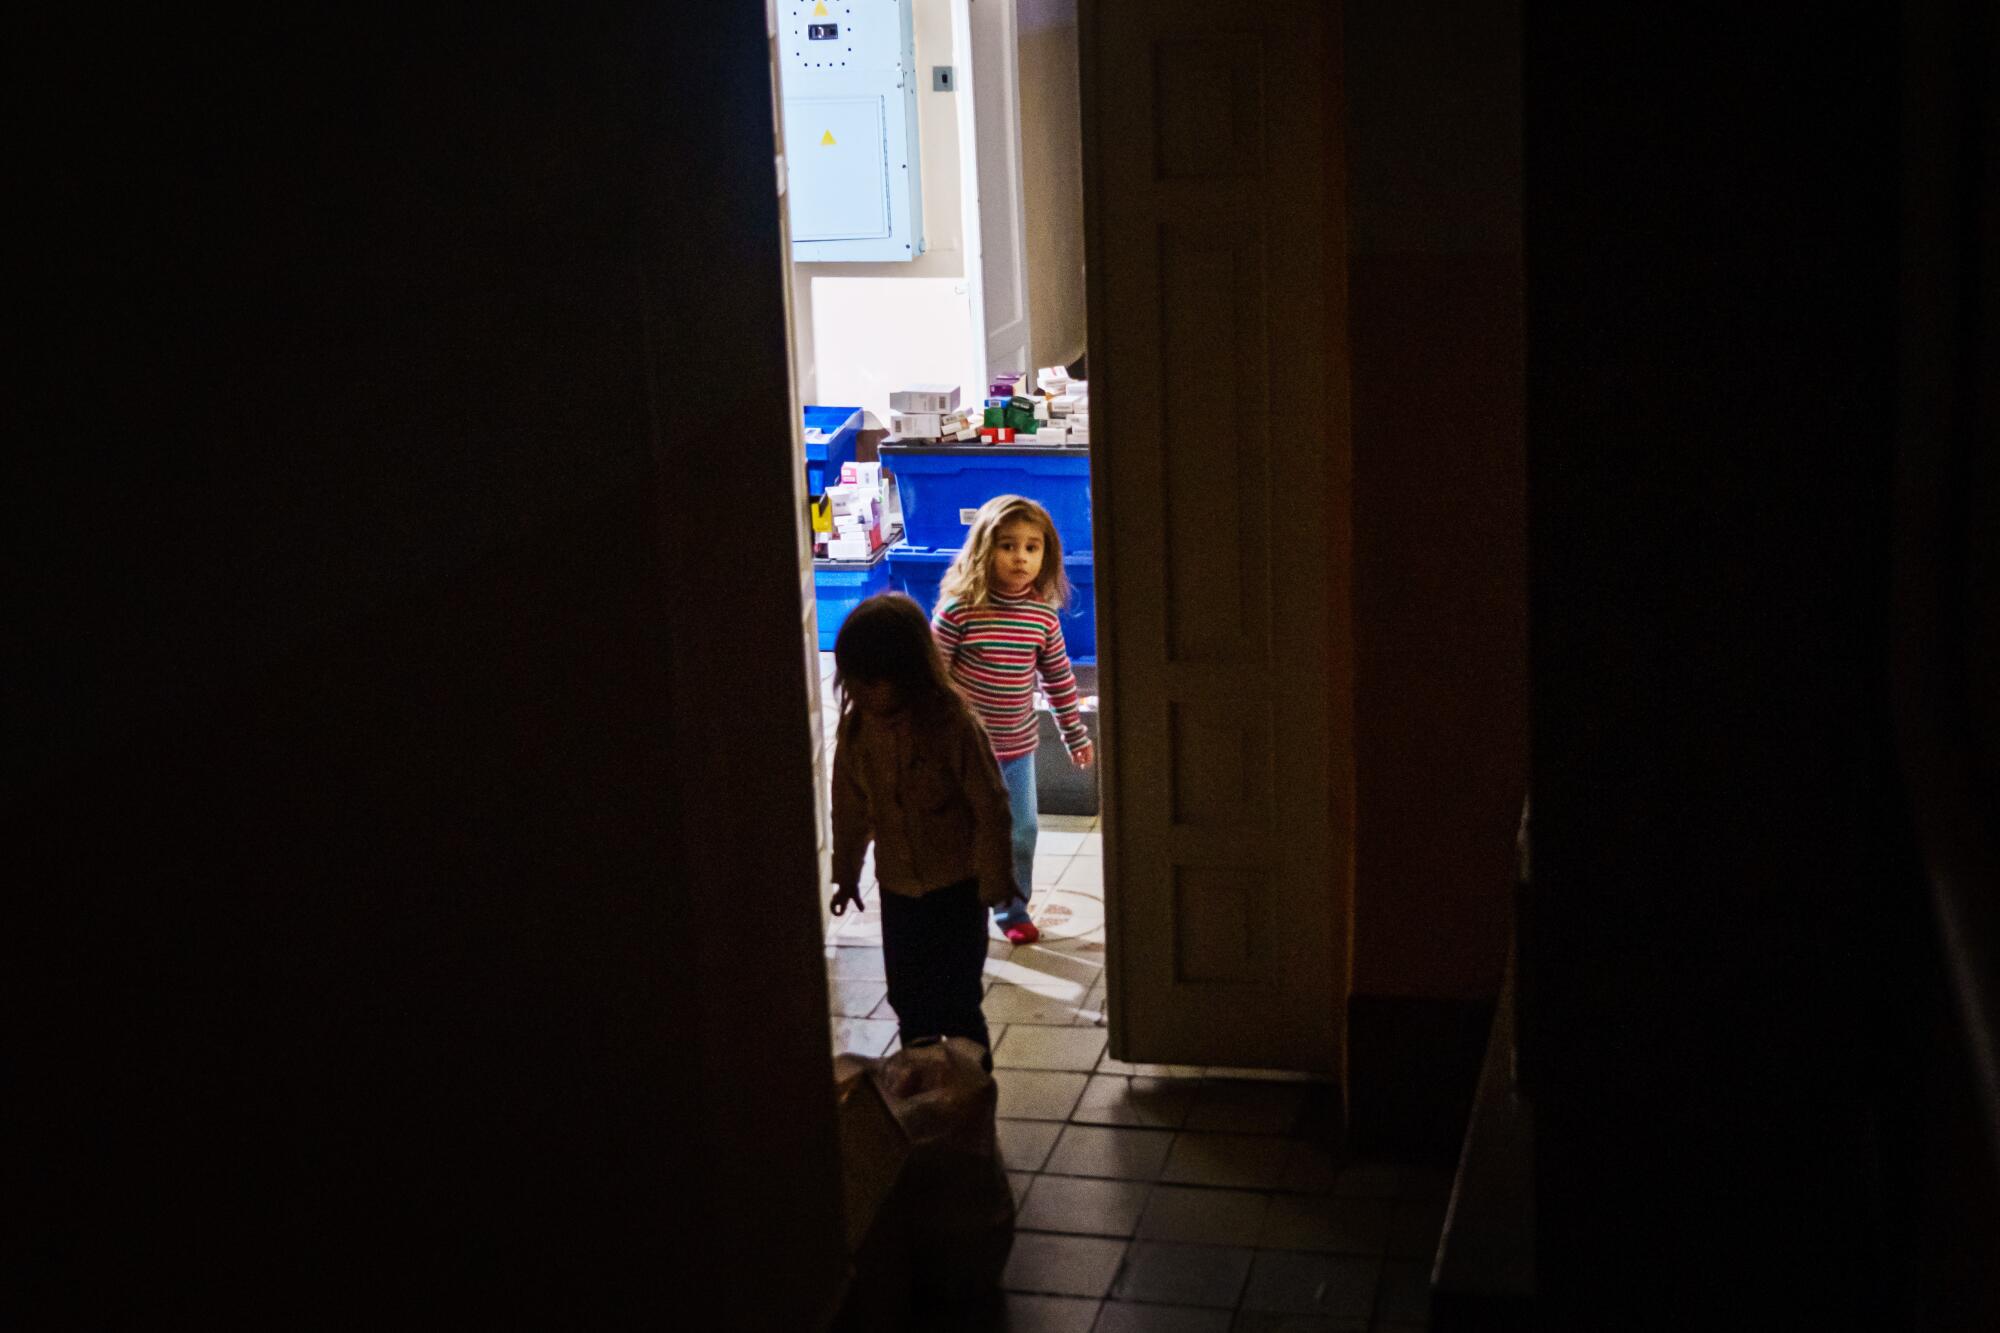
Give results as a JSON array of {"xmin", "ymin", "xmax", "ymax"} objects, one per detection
[
  {"xmin": 886, "ymin": 544, "xmax": 1096, "ymax": 664},
  {"xmin": 813, "ymin": 546, "xmax": 891, "ymax": 651},
  {"xmin": 803, "ymin": 405, "xmax": 863, "ymax": 499},
  {"xmin": 877, "ymin": 444, "xmax": 1092, "ymax": 555}
]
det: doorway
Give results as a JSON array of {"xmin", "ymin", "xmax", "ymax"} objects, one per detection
[{"xmin": 766, "ymin": 0, "xmax": 1351, "ymax": 1078}]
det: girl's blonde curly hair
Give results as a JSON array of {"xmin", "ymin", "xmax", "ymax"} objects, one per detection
[{"xmin": 938, "ymin": 494, "xmax": 1071, "ymax": 610}]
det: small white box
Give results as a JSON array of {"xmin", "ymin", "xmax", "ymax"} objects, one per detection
[
  {"xmin": 953, "ymin": 426, "xmax": 980, "ymax": 441},
  {"xmin": 1050, "ymin": 393, "xmax": 1080, "ymax": 416},
  {"xmin": 891, "ymin": 411, "xmax": 944, "ymax": 438},
  {"xmin": 1066, "ymin": 379, "xmax": 1088, "ymax": 395},
  {"xmin": 827, "ymin": 536, "xmax": 870, "ymax": 561},
  {"xmin": 889, "ymin": 383, "xmax": 961, "ymax": 414}
]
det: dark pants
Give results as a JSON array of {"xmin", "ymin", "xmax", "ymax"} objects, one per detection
[{"xmin": 879, "ymin": 877, "xmax": 991, "ymax": 1056}]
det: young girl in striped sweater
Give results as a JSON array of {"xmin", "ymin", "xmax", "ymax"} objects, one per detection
[{"xmin": 933, "ymin": 495, "xmax": 1094, "ymax": 945}]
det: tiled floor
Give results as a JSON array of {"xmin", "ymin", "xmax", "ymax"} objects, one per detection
[{"xmin": 819, "ymin": 654, "xmax": 1441, "ymax": 1331}]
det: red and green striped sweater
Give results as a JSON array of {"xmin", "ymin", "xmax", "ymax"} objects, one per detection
[{"xmin": 933, "ymin": 588, "xmax": 1089, "ymax": 762}]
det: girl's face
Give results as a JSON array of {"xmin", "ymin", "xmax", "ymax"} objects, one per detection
[
  {"xmin": 990, "ymin": 518, "xmax": 1046, "ymax": 595},
  {"xmin": 848, "ymin": 677, "xmax": 903, "ymax": 716}
]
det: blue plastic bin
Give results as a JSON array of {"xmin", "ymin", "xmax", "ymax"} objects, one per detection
[
  {"xmin": 877, "ymin": 444, "xmax": 1092, "ymax": 554},
  {"xmin": 814, "ymin": 546, "xmax": 892, "ymax": 651},
  {"xmin": 886, "ymin": 544, "xmax": 1096, "ymax": 664},
  {"xmin": 804, "ymin": 405, "xmax": 863, "ymax": 499}
]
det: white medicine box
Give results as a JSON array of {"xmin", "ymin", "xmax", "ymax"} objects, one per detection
[{"xmin": 782, "ymin": 0, "xmax": 925, "ymax": 263}]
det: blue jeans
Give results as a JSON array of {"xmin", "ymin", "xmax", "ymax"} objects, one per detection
[{"xmin": 996, "ymin": 752, "xmax": 1038, "ymax": 925}]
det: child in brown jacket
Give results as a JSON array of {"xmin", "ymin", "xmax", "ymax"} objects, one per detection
[{"xmin": 831, "ymin": 593, "xmax": 1017, "ymax": 1064}]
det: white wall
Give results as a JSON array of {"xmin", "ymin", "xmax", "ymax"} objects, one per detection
[{"xmin": 789, "ymin": 0, "xmax": 967, "ymax": 410}]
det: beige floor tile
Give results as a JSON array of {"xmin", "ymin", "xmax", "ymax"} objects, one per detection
[
  {"xmin": 994, "ymin": 1068, "xmax": 1091, "ymax": 1121},
  {"xmin": 1015, "ymin": 1174, "xmax": 1151, "ymax": 1238},
  {"xmin": 826, "ymin": 978, "xmax": 888, "ymax": 1019},
  {"xmin": 1038, "ymin": 830, "xmax": 1088, "ymax": 856},
  {"xmin": 997, "ymin": 1117, "xmax": 1064, "ymax": 1171},
  {"xmin": 1057, "ymin": 858, "xmax": 1104, "ymax": 891},
  {"xmin": 1071, "ymin": 1074, "xmax": 1196, "ymax": 1129},
  {"xmin": 986, "ymin": 982, "xmax": 1092, "ymax": 1026},
  {"xmin": 826, "ymin": 946, "xmax": 887, "ymax": 979},
  {"xmin": 1034, "ymin": 854, "xmax": 1074, "ymax": 887},
  {"xmin": 1073, "ymin": 832, "xmax": 1103, "ymax": 858},
  {"xmin": 1111, "ymin": 1240, "xmax": 1255, "ymax": 1310},
  {"xmin": 1044, "ymin": 1124, "xmax": 1176, "ymax": 1181},
  {"xmin": 986, "ymin": 1293, "xmax": 1103, "ymax": 1332},
  {"xmin": 995, "ymin": 1025, "xmax": 1109, "ymax": 1072},
  {"xmin": 1135, "ymin": 1184, "xmax": 1271, "ymax": 1247},
  {"xmin": 1257, "ymin": 1194, "xmax": 1393, "ymax": 1253},
  {"xmin": 1159, "ymin": 1132, "xmax": 1291, "ymax": 1190},
  {"xmin": 1001, "ymin": 1232, "xmax": 1128, "ymax": 1299},
  {"xmin": 1094, "ymin": 1303, "xmax": 1234, "ymax": 1333},
  {"xmin": 829, "ymin": 1017, "xmax": 898, "ymax": 1058},
  {"xmin": 1032, "ymin": 890, "xmax": 1105, "ymax": 941},
  {"xmin": 1184, "ymin": 1081, "xmax": 1307, "ymax": 1136},
  {"xmin": 994, "ymin": 945, "xmax": 1102, "ymax": 989}
]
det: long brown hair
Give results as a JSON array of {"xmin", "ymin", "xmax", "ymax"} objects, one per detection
[
  {"xmin": 938, "ymin": 494, "xmax": 1071, "ymax": 610},
  {"xmin": 832, "ymin": 591, "xmax": 968, "ymax": 727}
]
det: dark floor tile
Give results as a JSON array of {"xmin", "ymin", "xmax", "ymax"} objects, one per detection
[
  {"xmin": 1275, "ymin": 1139, "xmax": 1343, "ymax": 1194},
  {"xmin": 1018, "ymin": 1175, "xmax": 1152, "ymax": 1238},
  {"xmin": 1111, "ymin": 1240, "xmax": 1255, "ymax": 1309},
  {"xmin": 1240, "ymin": 1251, "xmax": 1381, "ymax": 1319},
  {"xmin": 1073, "ymin": 1074, "xmax": 1198, "ymax": 1129},
  {"xmin": 1135, "ymin": 1185, "xmax": 1271, "ymax": 1247},
  {"xmin": 1256, "ymin": 1195, "xmax": 1392, "ymax": 1254},
  {"xmin": 1092, "ymin": 1300, "xmax": 1235, "ymax": 1332},
  {"xmin": 1159, "ymin": 1133, "xmax": 1291, "ymax": 1190},
  {"xmin": 1185, "ymin": 1081, "xmax": 1307, "ymax": 1135},
  {"xmin": 1231, "ymin": 1314, "xmax": 1366, "ymax": 1333},
  {"xmin": 1373, "ymin": 1260, "xmax": 1430, "ymax": 1324},
  {"xmin": 1003, "ymin": 1232, "xmax": 1130, "ymax": 1299},
  {"xmin": 999, "ymin": 1118, "xmax": 1066, "ymax": 1172},
  {"xmin": 1329, "ymin": 1163, "xmax": 1405, "ymax": 1199},
  {"xmin": 951, "ymin": 1291, "xmax": 1104, "ymax": 1332},
  {"xmin": 1384, "ymin": 1198, "xmax": 1447, "ymax": 1261},
  {"xmin": 1046, "ymin": 1124, "xmax": 1176, "ymax": 1181}
]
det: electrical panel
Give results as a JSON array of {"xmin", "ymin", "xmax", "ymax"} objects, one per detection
[{"xmin": 782, "ymin": 0, "xmax": 925, "ymax": 263}]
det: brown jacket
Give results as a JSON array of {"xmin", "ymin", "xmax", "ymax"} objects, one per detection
[{"xmin": 831, "ymin": 698, "xmax": 1017, "ymax": 907}]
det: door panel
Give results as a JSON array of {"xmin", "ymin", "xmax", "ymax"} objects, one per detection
[
  {"xmin": 973, "ymin": 0, "xmax": 1033, "ymax": 375},
  {"xmin": 1086, "ymin": 0, "xmax": 1348, "ymax": 1073}
]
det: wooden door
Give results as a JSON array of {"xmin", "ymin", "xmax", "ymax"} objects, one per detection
[
  {"xmin": 1084, "ymin": 0, "xmax": 1351, "ymax": 1072},
  {"xmin": 972, "ymin": 0, "xmax": 1034, "ymax": 376}
]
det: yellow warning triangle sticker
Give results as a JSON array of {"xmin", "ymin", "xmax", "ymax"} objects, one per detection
[
  {"xmin": 812, "ymin": 1, "xmax": 828, "ymax": 15},
  {"xmin": 821, "ymin": 129, "xmax": 836, "ymax": 146}
]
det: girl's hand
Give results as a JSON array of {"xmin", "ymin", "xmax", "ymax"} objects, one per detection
[
  {"xmin": 1071, "ymin": 742, "xmax": 1094, "ymax": 770},
  {"xmin": 830, "ymin": 883, "xmax": 865, "ymax": 915}
]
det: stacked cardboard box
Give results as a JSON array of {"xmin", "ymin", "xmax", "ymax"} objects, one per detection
[
  {"xmin": 889, "ymin": 383, "xmax": 978, "ymax": 441},
  {"xmin": 819, "ymin": 461, "xmax": 892, "ymax": 560}
]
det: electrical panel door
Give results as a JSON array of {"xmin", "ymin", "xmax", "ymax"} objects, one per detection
[{"xmin": 782, "ymin": 0, "xmax": 925, "ymax": 262}]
